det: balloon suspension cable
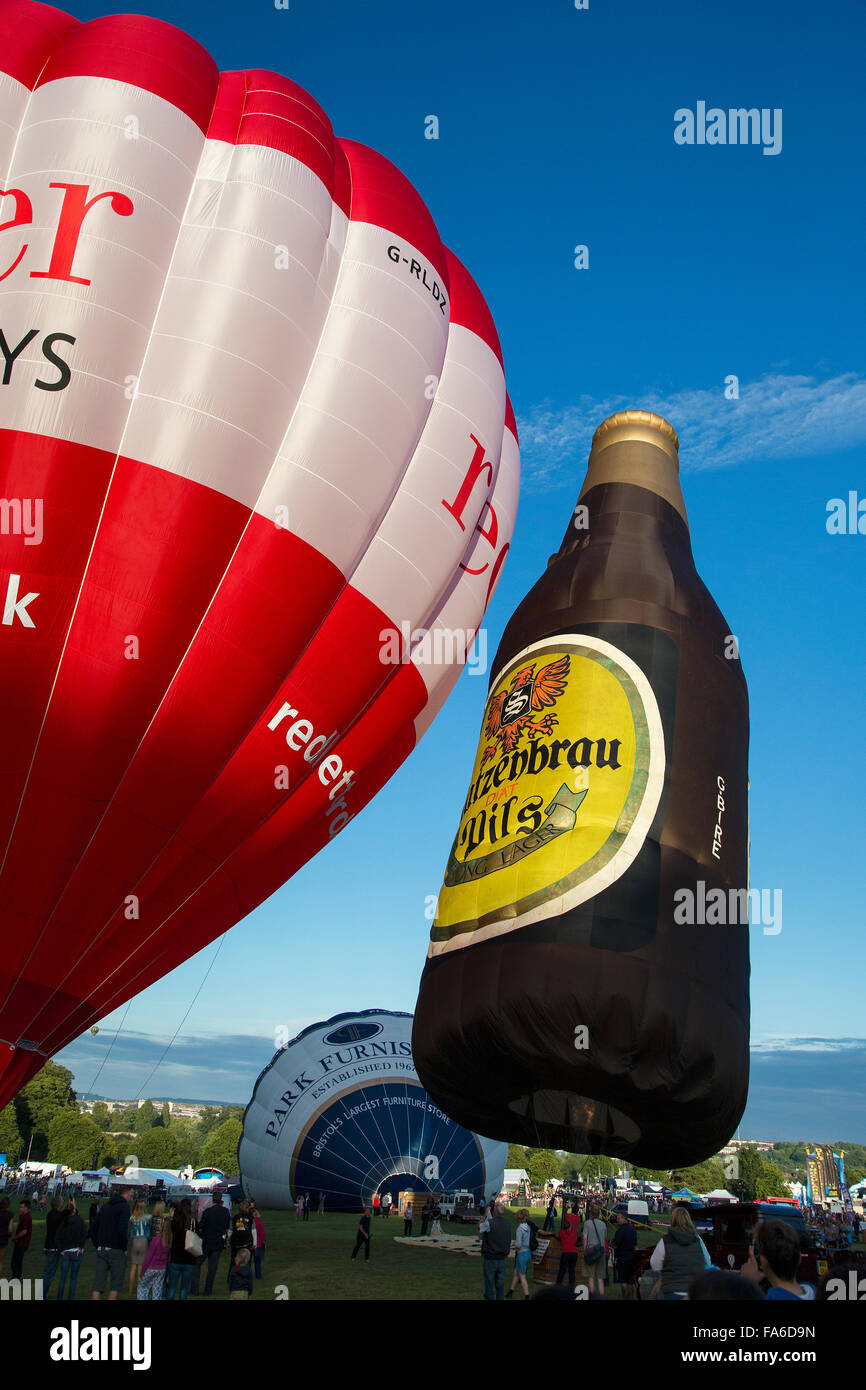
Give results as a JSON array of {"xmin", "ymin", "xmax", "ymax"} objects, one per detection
[
  {"xmin": 133, "ymin": 935, "xmax": 226, "ymax": 1102},
  {"xmin": 85, "ymin": 999, "xmax": 134, "ymax": 1099}
]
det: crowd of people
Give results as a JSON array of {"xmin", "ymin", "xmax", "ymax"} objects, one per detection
[
  {"xmin": 475, "ymin": 1193, "xmax": 864, "ymax": 1302},
  {"xmin": 0, "ymin": 1186, "xmax": 272, "ymax": 1300}
]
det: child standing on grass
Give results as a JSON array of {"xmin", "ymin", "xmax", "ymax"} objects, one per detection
[
  {"xmin": 138, "ymin": 1215, "xmax": 171, "ymax": 1301},
  {"xmin": 229, "ymin": 1247, "xmax": 254, "ymax": 1299}
]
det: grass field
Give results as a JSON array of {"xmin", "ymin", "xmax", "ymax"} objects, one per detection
[{"xmin": 2, "ymin": 1203, "xmax": 671, "ymax": 1302}]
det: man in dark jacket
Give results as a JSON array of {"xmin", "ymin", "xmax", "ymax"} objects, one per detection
[
  {"xmin": 200, "ymin": 1193, "xmax": 232, "ymax": 1295},
  {"xmin": 612, "ymin": 1213, "xmax": 638, "ymax": 1299},
  {"xmin": 480, "ymin": 1202, "xmax": 512, "ymax": 1300},
  {"xmin": 42, "ymin": 1195, "xmax": 65, "ymax": 1294},
  {"xmin": 10, "ymin": 1199, "xmax": 32, "ymax": 1281},
  {"xmin": 91, "ymin": 1188, "xmax": 132, "ymax": 1300}
]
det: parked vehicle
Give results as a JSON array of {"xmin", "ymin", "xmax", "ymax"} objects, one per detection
[
  {"xmin": 634, "ymin": 1201, "xmax": 866, "ymax": 1295},
  {"xmin": 438, "ymin": 1191, "xmax": 478, "ymax": 1223}
]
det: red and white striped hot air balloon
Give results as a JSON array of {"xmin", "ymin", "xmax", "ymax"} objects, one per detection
[{"xmin": 0, "ymin": 0, "xmax": 519, "ymax": 1106}]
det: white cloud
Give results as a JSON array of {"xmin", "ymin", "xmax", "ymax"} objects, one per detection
[
  {"xmin": 750, "ymin": 1036, "xmax": 865, "ymax": 1054},
  {"xmin": 518, "ymin": 372, "xmax": 866, "ymax": 492}
]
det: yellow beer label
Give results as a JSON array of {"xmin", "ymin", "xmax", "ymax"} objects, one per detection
[{"xmin": 430, "ymin": 633, "xmax": 665, "ymax": 953}]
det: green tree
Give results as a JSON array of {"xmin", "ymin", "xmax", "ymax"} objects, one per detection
[
  {"xmin": 14, "ymin": 1060, "xmax": 77, "ymax": 1159},
  {"xmin": 754, "ymin": 1164, "xmax": 791, "ymax": 1199},
  {"xmin": 735, "ymin": 1146, "xmax": 766, "ymax": 1201},
  {"xmin": 164, "ymin": 1117, "xmax": 201, "ymax": 1168},
  {"xmin": 632, "ymin": 1166, "xmax": 670, "ymax": 1183},
  {"xmin": 200, "ymin": 1118, "xmax": 242, "ymax": 1177},
  {"xmin": 47, "ymin": 1111, "xmax": 109, "ymax": 1169},
  {"xmin": 525, "ymin": 1148, "xmax": 560, "ymax": 1188},
  {"xmin": 506, "ymin": 1144, "xmax": 529, "ymax": 1169},
  {"xmin": 133, "ymin": 1099, "xmax": 157, "ymax": 1133},
  {"xmin": 846, "ymin": 1166, "xmax": 865, "ymax": 1187},
  {"xmin": 135, "ymin": 1128, "xmax": 181, "ymax": 1169},
  {"xmin": 216, "ymin": 1105, "xmax": 244, "ymax": 1126},
  {"xmin": 670, "ymin": 1160, "xmax": 727, "ymax": 1193},
  {"xmin": 197, "ymin": 1108, "xmax": 221, "ymax": 1142},
  {"xmin": 90, "ymin": 1101, "xmax": 111, "ymax": 1131},
  {"xmin": 0, "ymin": 1102, "xmax": 23, "ymax": 1161},
  {"xmin": 557, "ymin": 1152, "xmax": 582, "ymax": 1182},
  {"xmin": 161, "ymin": 1102, "xmax": 171, "ymax": 1128}
]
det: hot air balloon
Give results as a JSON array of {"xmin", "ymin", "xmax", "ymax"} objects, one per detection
[
  {"xmin": 0, "ymin": 0, "xmax": 519, "ymax": 1108},
  {"xmin": 239, "ymin": 1010, "xmax": 507, "ymax": 1211}
]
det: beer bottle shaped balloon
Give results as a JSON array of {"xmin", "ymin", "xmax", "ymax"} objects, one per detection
[{"xmin": 413, "ymin": 410, "xmax": 750, "ymax": 1168}]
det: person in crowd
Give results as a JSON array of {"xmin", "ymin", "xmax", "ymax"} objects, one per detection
[
  {"xmin": 351, "ymin": 1207, "xmax": 372, "ymax": 1262},
  {"xmin": 506, "ymin": 1208, "xmax": 532, "ymax": 1299},
  {"xmin": 480, "ymin": 1201, "xmax": 512, "ymax": 1301},
  {"xmin": 295, "ymin": 1193, "xmax": 303, "ymax": 1221},
  {"xmin": 612, "ymin": 1211, "xmax": 638, "ymax": 1300},
  {"xmin": 11, "ymin": 1198, "xmax": 33, "ymax": 1281},
  {"xmin": 420, "ymin": 1198, "xmax": 433, "ymax": 1238},
  {"xmin": 138, "ymin": 1214, "xmax": 172, "ymax": 1301},
  {"xmin": 0, "ymin": 1197, "xmax": 14, "ymax": 1276},
  {"xmin": 56, "ymin": 1199, "xmax": 88, "ymax": 1300},
  {"xmin": 542, "ymin": 1193, "xmax": 557, "ymax": 1233},
  {"xmin": 229, "ymin": 1246, "xmax": 254, "ymax": 1300},
  {"xmin": 552, "ymin": 1201, "xmax": 581, "ymax": 1294},
  {"xmin": 42, "ymin": 1194, "xmax": 65, "ymax": 1295},
  {"xmin": 582, "ymin": 1203, "xmax": 609, "ymax": 1297},
  {"xmin": 740, "ymin": 1219, "xmax": 816, "ymax": 1300},
  {"xmin": 380, "ymin": 1192, "xmax": 391, "ymax": 1219},
  {"xmin": 165, "ymin": 1197, "xmax": 197, "ymax": 1301},
  {"xmin": 430, "ymin": 1200, "xmax": 443, "ymax": 1239},
  {"xmin": 649, "ymin": 1205, "xmax": 711, "ymax": 1300},
  {"xmin": 372, "ymin": 1194, "xmax": 380, "ymax": 1218},
  {"xmin": 127, "ymin": 1199, "xmax": 151, "ymax": 1296},
  {"xmin": 91, "ymin": 1187, "xmax": 132, "ymax": 1300},
  {"xmin": 228, "ymin": 1199, "xmax": 257, "ymax": 1283},
  {"xmin": 250, "ymin": 1202, "xmax": 266, "ymax": 1279},
  {"xmin": 303, "ymin": 1192, "xmax": 311, "ymax": 1222},
  {"xmin": 200, "ymin": 1191, "xmax": 231, "ymax": 1295},
  {"xmin": 403, "ymin": 1200, "xmax": 414, "ymax": 1237},
  {"xmin": 88, "ymin": 1200, "xmax": 101, "ymax": 1249},
  {"xmin": 318, "ymin": 1191, "xmax": 325, "ymax": 1215}
]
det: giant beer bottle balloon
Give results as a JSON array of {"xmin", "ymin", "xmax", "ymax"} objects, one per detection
[{"xmin": 413, "ymin": 410, "xmax": 750, "ymax": 1167}]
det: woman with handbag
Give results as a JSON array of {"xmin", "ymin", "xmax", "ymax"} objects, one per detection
[
  {"xmin": 582, "ymin": 1204, "xmax": 608, "ymax": 1297},
  {"xmin": 166, "ymin": 1198, "xmax": 200, "ymax": 1301}
]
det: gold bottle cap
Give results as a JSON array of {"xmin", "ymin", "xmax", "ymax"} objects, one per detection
[{"xmin": 580, "ymin": 408, "xmax": 688, "ymax": 524}]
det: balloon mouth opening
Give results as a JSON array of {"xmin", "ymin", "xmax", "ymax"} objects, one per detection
[
  {"xmin": 507, "ymin": 1090, "xmax": 642, "ymax": 1149},
  {"xmin": 373, "ymin": 1172, "xmax": 433, "ymax": 1204}
]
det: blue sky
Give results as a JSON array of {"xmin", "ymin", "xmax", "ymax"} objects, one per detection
[{"xmin": 56, "ymin": 0, "xmax": 865, "ymax": 1140}]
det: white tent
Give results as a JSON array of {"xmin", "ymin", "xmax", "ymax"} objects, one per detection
[
  {"xmin": 121, "ymin": 1166, "xmax": 185, "ymax": 1186},
  {"xmin": 502, "ymin": 1168, "xmax": 530, "ymax": 1189},
  {"xmin": 704, "ymin": 1189, "xmax": 737, "ymax": 1202}
]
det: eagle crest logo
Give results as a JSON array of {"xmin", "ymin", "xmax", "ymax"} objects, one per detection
[{"xmin": 481, "ymin": 654, "xmax": 570, "ymax": 764}]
